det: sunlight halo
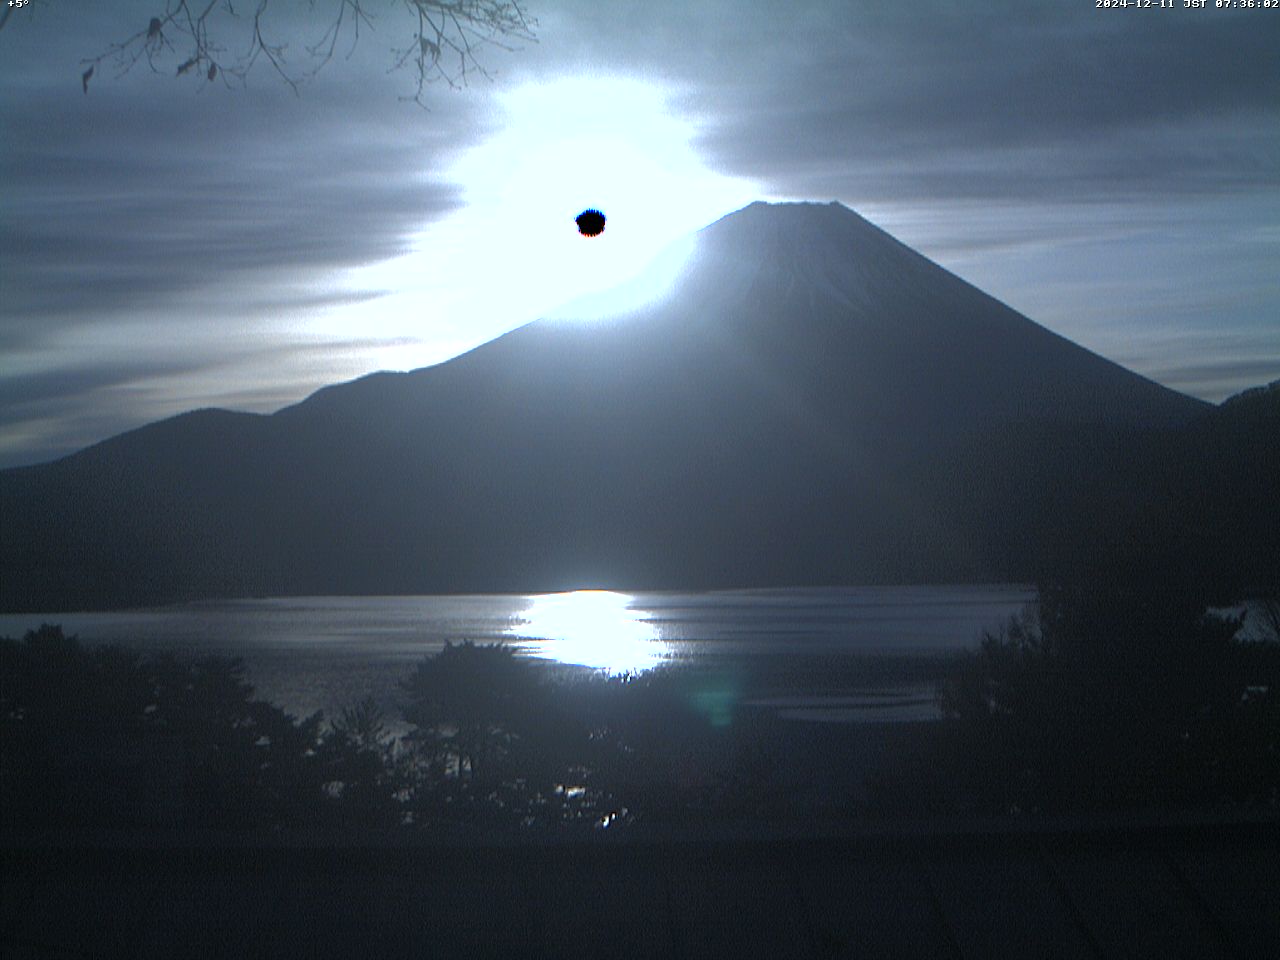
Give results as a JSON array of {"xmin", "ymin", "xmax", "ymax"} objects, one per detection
[
  {"xmin": 334, "ymin": 75, "xmax": 758, "ymax": 361},
  {"xmin": 453, "ymin": 75, "xmax": 757, "ymax": 308}
]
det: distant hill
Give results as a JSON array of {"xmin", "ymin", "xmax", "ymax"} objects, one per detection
[
  {"xmin": 2, "ymin": 201, "xmax": 1249, "ymax": 612},
  {"xmin": 1171, "ymin": 379, "xmax": 1280, "ymax": 598}
]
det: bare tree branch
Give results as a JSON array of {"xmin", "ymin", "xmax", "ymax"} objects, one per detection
[{"xmin": 74, "ymin": 0, "xmax": 536, "ymax": 104}]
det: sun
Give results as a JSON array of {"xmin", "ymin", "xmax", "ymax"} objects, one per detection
[
  {"xmin": 322, "ymin": 74, "xmax": 757, "ymax": 365},
  {"xmin": 443, "ymin": 74, "xmax": 757, "ymax": 316}
]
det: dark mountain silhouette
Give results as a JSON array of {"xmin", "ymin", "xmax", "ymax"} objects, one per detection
[
  {"xmin": 1, "ymin": 201, "xmax": 1236, "ymax": 612},
  {"xmin": 1167, "ymin": 379, "xmax": 1280, "ymax": 598}
]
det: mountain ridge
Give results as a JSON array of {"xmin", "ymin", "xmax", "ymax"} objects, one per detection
[{"xmin": 2, "ymin": 201, "xmax": 1252, "ymax": 612}]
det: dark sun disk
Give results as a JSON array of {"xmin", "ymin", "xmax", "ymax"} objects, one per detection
[{"xmin": 576, "ymin": 209, "xmax": 606, "ymax": 237}]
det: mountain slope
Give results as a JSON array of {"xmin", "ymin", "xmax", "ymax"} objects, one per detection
[{"xmin": 1, "ymin": 202, "xmax": 1213, "ymax": 611}]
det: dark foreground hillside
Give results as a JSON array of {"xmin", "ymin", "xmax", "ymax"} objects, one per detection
[{"xmin": 4, "ymin": 820, "xmax": 1278, "ymax": 960}]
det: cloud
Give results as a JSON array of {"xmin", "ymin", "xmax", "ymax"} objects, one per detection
[
  {"xmin": 0, "ymin": 86, "xmax": 468, "ymax": 340},
  {"xmin": 1151, "ymin": 357, "xmax": 1280, "ymax": 403},
  {"xmin": 0, "ymin": 359, "xmax": 217, "ymax": 468},
  {"xmin": 677, "ymin": 4, "xmax": 1279, "ymax": 203},
  {"xmin": 0, "ymin": 362, "xmax": 205, "ymax": 419},
  {"xmin": 0, "ymin": 2, "xmax": 500, "ymax": 464}
]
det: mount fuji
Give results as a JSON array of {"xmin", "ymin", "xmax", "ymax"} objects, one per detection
[{"xmin": 0, "ymin": 201, "xmax": 1233, "ymax": 611}]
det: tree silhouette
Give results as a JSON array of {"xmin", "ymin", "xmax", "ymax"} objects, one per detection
[
  {"xmin": 0, "ymin": 625, "xmax": 343, "ymax": 829},
  {"xmin": 402, "ymin": 641, "xmax": 542, "ymax": 785},
  {"xmin": 1, "ymin": 1, "xmax": 537, "ymax": 103},
  {"xmin": 399, "ymin": 643, "xmax": 645, "ymax": 826},
  {"xmin": 934, "ymin": 571, "xmax": 1280, "ymax": 814},
  {"xmin": 315, "ymin": 695, "xmax": 408, "ymax": 826}
]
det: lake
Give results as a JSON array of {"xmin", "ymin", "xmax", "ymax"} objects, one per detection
[{"xmin": 0, "ymin": 585, "xmax": 1035, "ymax": 726}]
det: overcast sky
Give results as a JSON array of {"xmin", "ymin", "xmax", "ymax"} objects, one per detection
[{"xmin": 1, "ymin": 1, "xmax": 1277, "ymax": 468}]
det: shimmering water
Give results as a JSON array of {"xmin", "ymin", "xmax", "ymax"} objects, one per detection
[{"xmin": 0, "ymin": 585, "xmax": 1034, "ymax": 724}]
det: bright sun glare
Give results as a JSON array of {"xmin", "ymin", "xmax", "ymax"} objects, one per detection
[
  {"xmin": 457, "ymin": 75, "xmax": 754, "ymax": 303},
  {"xmin": 327, "ymin": 74, "xmax": 757, "ymax": 365},
  {"xmin": 507, "ymin": 590, "xmax": 670, "ymax": 675}
]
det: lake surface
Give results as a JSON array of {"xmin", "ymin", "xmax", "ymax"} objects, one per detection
[{"xmin": 0, "ymin": 585, "xmax": 1035, "ymax": 725}]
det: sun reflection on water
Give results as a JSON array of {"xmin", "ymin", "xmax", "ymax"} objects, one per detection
[{"xmin": 507, "ymin": 590, "xmax": 669, "ymax": 675}]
